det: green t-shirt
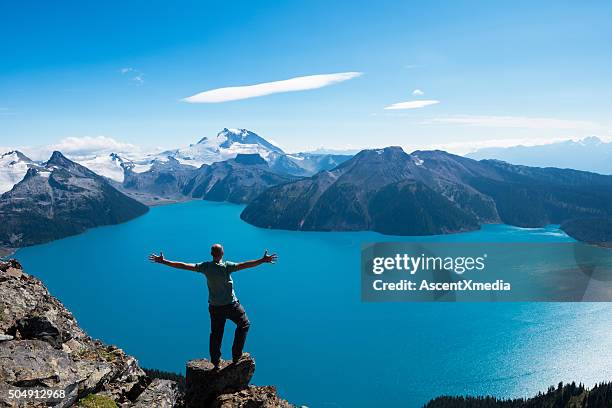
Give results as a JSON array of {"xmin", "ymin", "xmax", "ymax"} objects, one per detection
[{"xmin": 194, "ymin": 260, "xmax": 240, "ymax": 306}]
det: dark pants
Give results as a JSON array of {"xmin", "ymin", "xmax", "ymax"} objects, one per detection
[{"xmin": 208, "ymin": 302, "xmax": 250, "ymax": 365}]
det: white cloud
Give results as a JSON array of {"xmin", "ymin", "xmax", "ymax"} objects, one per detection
[
  {"xmin": 120, "ymin": 67, "xmax": 144, "ymax": 84},
  {"xmin": 384, "ymin": 100, "xmax": 440, "ymax": 110},
  {"xmin": 50, "ymin": 136, "xmax": 139, "ymax": 157},
  {"xmin": 15, "ymin": 136, "xmax": 143, "ymax": 161},
  {"xmin": 412, "ymin": 89, "xmax": 424, "ymax": 96},
  {"xmin": 183, "ymin": 72, "xmax": 363, "ymax": 103},
  {"xmin": 423, "ymin": 115, "xmax": 601, "ymax": 130}
]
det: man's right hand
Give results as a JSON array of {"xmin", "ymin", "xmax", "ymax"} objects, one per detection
[{"xmin": 148, "ymin": 252, "xmax": 165, "ymax": 264}]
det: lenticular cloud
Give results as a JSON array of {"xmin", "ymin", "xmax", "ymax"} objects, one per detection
[
  {"xmin": 384, "ymin": 100, "xmax": 440, "ymax": 110},
  {"xmin": 183, "ymin": 72, "xmax": 363, "ymax": 103}
]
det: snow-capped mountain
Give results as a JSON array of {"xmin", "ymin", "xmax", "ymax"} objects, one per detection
[
  {"xmin": 75, "ymin": 151, "xmax": 163, "ymax": 183},
  {"xmin": 76, "ymin": 153, "xmax": 130, "ymax": 183},
  {"xmin": 157, "ymin": 128, "xmax": 285, "ymax": 168},
  {"xmin": 0, "ymin": 151, "xmax": 41, "ymax": 194},
  {"xmin": 1, "ymin": 129, "xmax": 353, "ymax": 193},
  {"xmin": 0, "ymin": 151, "xmax": 147, "ymax": 248}
]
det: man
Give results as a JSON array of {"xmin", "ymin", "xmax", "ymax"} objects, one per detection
[{"xmin": 148, "ymin": 244, "xmax": 277, "ymax": 368}]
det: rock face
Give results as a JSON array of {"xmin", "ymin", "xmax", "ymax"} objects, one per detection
[
  {"xmin": 185, "ymin": 355, "xmax": 293, "ymax": 408},
  {"xmin": 131, "ymin": 379, "xmax": 182, "ymax": 408},
  {"xmin": 0, "ymin": 151, "xmax": 148, "ymax": 249},
  {"xmin": 241, "ymin": 147, "xmax": 612, "ymax": 236},
  {"xmin": 0, "ymin": 260, "xmax": 175, "ymax": 407},
  {"xmin": 182, "ymin": 154, "xmax": 297, "ymax": 204},
  {"xmin": 212, "ymin": 386, "xmax": 294, "ymax": 408},
  {"xmin": 268, "ymin": 152, "xmax": 352, "ymax": 177},
  {"xmin": 120, "ymin": 156, "xmax": 198, "ymax": 202}
]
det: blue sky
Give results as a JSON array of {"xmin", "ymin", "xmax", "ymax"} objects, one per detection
[{"xmin": 1, "ymin": 0, "xmax": 611, "ymax": 155}]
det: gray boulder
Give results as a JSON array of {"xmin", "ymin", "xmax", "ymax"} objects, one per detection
[
  {"xmin": 0, "ymin": 339, "xmax": 115, "ymax": 408},
  {"xmin": 131, "ymin": 378, "xmax": 183, "ymax": 408}
]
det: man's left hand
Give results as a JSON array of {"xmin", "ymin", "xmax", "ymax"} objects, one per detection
[{"xmin": 262, "ymin": 250, "xmax": 278, "ymax": 264}]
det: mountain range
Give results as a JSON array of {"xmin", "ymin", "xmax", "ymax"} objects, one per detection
[
  {"xmin": 74, "ymin": 128, "xmax": 352, "ymax": 184},
  {"xmin": 1, "ymin": 129, "xmax": 611, "ymax": 251},
  {"xmin": 466, "ymin": 136, "xmax": 612, "ymax": 175},
  {"xmin": 241, "ymin": 147, "xmax": 612, "ymax": 236},
  {"xmin": 0, "ymin": 129, "xmax": 352, "ymax": 250},
  {"xmin": 0, "ymin": 152, "xmax": 148, "ymax": 249}
]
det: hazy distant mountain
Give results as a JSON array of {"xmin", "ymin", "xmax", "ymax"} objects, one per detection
[
  {"xmin": 0, "ymin": 151, "xmax": 148, "ymax": 248},
  {"xmin": 466, "ymin": 136, "xmax": 612, "ymax": 174},
  {"xmin": 241, "ymin": 147, "xmax": 612, "ymax": 236},
  {"xmin": 0, "ymin": 151, "xmax": 41, "ymax": 194},
  {"xmin": 182, "ymin": 153, "xmax": 298, "ymax": 204},
  {"xmin": 268, "ymin": 152, "xmax": 352, "ymax": 176},
  {"xmin": 119, "ymin": 156, "xmax": 198, "ymax": 202}
]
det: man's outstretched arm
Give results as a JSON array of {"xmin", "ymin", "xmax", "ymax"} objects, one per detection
[
  {"xmin": 235, "ymin": 250, "xmax": 278, "ymax": 271},
  {"xmin": 148, "ymin": 252, "xmax": 198, "ymax": 272}
]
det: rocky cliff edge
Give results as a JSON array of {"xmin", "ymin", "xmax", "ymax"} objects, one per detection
[{"xmin": 0, "ymin": 260, "xmax": 294, "ymax": 408}]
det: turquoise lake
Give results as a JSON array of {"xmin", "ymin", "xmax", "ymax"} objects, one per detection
[{"xmin": 15, "ymin": 200, "xmax": 612, "ymax": 407}]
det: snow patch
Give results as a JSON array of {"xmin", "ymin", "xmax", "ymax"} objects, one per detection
[
  {"xmin": 77, "ymin": 154, "xmax": 126, "ymax": 182},
  {"xmin": 0, "ymin": 151, "xmax": 37, "ymax": 194}
]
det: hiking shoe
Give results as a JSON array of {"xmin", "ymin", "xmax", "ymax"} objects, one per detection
[{"xmin": 232, "ymin": 353, "xmax": 246, "ymax": 364}]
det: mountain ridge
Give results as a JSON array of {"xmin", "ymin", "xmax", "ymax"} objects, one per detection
[
  {"xmin": 0, "ymin": 151, "xmax": 148, "ymax": 249},
  {"xmin": 241, "ymin": 146, "xmax": 612, "ymax": 236}
]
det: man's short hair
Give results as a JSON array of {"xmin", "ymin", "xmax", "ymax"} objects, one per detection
[{"xmin": 211, "ymin": 244, "xmax": 224, "ymax": 258}]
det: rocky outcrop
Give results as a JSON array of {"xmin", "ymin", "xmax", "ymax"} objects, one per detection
[
  {"xmin": 212, "ymin": 386, "xmax": 294, "ymax": 408},
  {"xmin": 0, "ymin": 260, "xmax": 294, "ymax": 408},
  {"xmin": 185, "ymin": 355, "xmax": 293, "ymax": 408},
  {"xmin": 131, "ymin": 379, "xmax": 182, "ymax": 408},
  {"xmin": 0, "ymin": 260, "xmax": 170, "ymax": 407}
]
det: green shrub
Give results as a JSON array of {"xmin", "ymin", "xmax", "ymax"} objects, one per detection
[{"xmin": 77, "ymin": 394, "xmax": 117, "ymax": 408}]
